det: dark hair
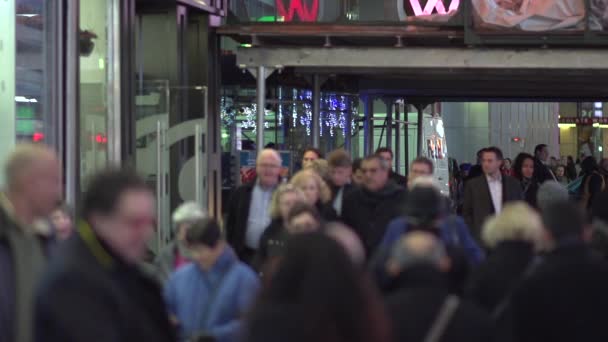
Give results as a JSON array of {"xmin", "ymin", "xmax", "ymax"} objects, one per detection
[
  {"xmin": 303, "ymin": 147, "xmax": 323, "ymax": 159},
  {"xmin": 82, "ymin": 168, "xmax": 150, "ymax": 221},
  {"xmin": 411, "ymin": 157, "xmax": 434, "ymax": 174},
  {"xmin": 405, "ymin": 187, "xmax": 446, "ymax": 228},
  {"xmin": 352, "ymin": 158, "xmax": 363, "ymax": 172},
  {"xmin": 287, "ymin": 203, "xmax": 321, "ymax": 226},
  {"xmin": 542, "ymin": 201, "xmax": 586, "ymax": 242},
  {"xmin": 567, "ymin": 156, "xmax": 575, "ymax": 163},
  {"xmin": 185, "ymin": 218, "xmax": 222, "ymax": 247},
  {"xmin": 534, "ymin": 144, "xmax": 548, "ymax": 156},
  {"xmin": 482, "ymin": 146, "xmax": 504, "ymax": 161},
  {"xmin": 581, "ymin": 156, "xmax": 599, "ymax": 174},
  {"xmin": 363, "ymin": 154, "xmax": 389, "ymax": 170},
  {"xmin": 513, "ymin": 152, "xmax": 535, "ymax": 180},
  {"xmin": 327, "ymin": 149, "xmax": 352, "ymax": 168},
  {"xmin": 246, "ymin": 233, "xmax": 390, "ymax": 342},
  {"xmin": 375, "ymin": 147, "xmax": 393, "ymax": 158}
]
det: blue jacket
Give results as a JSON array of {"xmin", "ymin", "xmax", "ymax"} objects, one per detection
[
  {"xmin": 381, "ymin": 216, "xmax": 484, "ymax": 265},
  {"xmin": 164, "ymin": 246, "xmax": 260, "ymax": 342}
]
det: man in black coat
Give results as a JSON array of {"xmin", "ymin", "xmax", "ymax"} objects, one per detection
[
  {"xmin": 533, "ymin": 144, "xmax": 557, "ymax": 184},
  {"xmin": 327, "ymin": 149, "xmax": 355, "ymax": 216},
  {"xmin": 512, "ymin": 201, "xmax": 608, "ymax": 342},
  {"xmin": 225, "ymin": 149, "xmax": 282, "ymax": 262},
  {"xmin": 463, "ymin": 147, "xmax": 522, "ymax": 241},
  {"xmin": 376, "ymin": 147, "xmax": 408, "ymax": 188},
  {"xmin": 384, "ymin": 232, "xmax": 493, "ymax": 342},
  {"xmin": 35, "ymin": 169, "xmax": 175, "ymax": 342},
  {"xmin": 341, "ymin": 155, "xmax": 407, "ymax": 257}
]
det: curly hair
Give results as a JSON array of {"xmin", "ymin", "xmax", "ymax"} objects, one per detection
[
  {"xmin": 290, "ymin": 169, "xmax": 332, "ymax": 204},
  {"xmin": 269, "ymin": 183, "xmax": 307, "ymax": 219}
]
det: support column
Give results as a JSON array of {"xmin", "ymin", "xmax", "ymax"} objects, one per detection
[
  {"xmin": 394, "ymin": 101, "xmax": 401, "ymax": 174},
  {"xmin": 363, "ymin": 95, "xmax": 374, "ymax": 156},
  {"xmin": 385, "ymin": 98, "xmax": 393, "ymax": 151},
  {"xmin": 416, "ymin": 104, "xmax": 424, "ymax": 157},
  {"xmin": 404, "ymin": 102, "xmax": 409, "ymax": 175},
  {"xmin": 256, "ymin": 65, "xmax": 266, "ymax": 153},
  {"xmin": 0, "ymin": 0, "xmax": 15, "ymax": 187},
  {"xmin": 312, "ymin": 74, "xmax": 321, "ymax": 148}
]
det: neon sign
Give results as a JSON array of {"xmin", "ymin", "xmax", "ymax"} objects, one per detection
[
  {"xmin": 276, "ymin": 0, "xmax": 319, "ymax": 22},
  {"xmin": 409, "ymin": 0, "xmax": 460, "ymax": 16}
]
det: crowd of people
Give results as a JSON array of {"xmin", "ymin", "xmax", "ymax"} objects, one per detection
[{"xmin": 2, "ymin": 142, "xmax": 608, "ymax": 342}]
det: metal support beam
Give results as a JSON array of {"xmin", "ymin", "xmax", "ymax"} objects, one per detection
[
  {"xmin": 394, "ymin": 101, "xmax": 401, "ymax": 175},
  {"xmin": 404, "ymin": 102, "xmax": 409, "ymax": 176},
  {"xmin": 363, "ymin": 96, "xmax": 375, "ymax": 155},
  {"xmin": 312, "ymin": 74, "xmax": 321, "ymax": 148},
  {"xmin": 344, "ymin": 100, "xmax": 352, "ymax": 153},
  {"xmin": 237, "ymin": 47, "xmax": 608, "ymax": 70},
  {"xmin": 385, "ymin": 98, "xmax": 393, "ymax": 151},
  {"xmin": 416, "ymin": 104, "xmax": 424, "ymax": 157},
  {"xmin": 256, "ymin": 65, "xmax": 266, "ymax": 153}
]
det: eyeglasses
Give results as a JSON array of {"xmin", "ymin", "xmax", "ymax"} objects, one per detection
[{"xmin": 258, "ymin": 163, "xmax": 281, "ymax": 169}]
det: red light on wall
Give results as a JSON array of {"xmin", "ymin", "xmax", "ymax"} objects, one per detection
[
  {"xmin": 95, "ymin": 134, "xmax": 108, "ymax": 144},
  {"xmin": 32, "ymin": 132, "xmax": 44, "ymax": 142},
  {"xmin": 512, "ymin": 137, "xmax": 521, "ymax": 142}
]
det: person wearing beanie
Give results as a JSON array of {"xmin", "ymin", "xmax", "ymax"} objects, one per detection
[{"xmin": 536, "ymin": 181, "xmax": 569, "ymax": 214}]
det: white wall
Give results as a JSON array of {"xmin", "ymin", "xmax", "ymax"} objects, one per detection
[
  {"xmin": 442, "ymin": 102, "xmax": 490, "ymax": 164},
  {"xmin": 489, "ymin": 103, "xmax": 559, "ymax": 159},
  {"xmin": 0, "ymin": 0, "xmax": 16, "ymax": 186}
]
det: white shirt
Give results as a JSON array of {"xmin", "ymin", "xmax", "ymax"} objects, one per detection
[
  {"xmin": 486, "ymin": 174, "xmax": 503, "ymax": 214},
  {"xmin": 245, "ymin": 182, "xmax": 274, "ymax": 249}
]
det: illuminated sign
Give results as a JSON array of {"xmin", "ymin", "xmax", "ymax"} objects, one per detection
[
  {"xmin": 409, "ymin": 0, "xmax": 459, "ymax": 16},
  {"xmin": 559, "ymin": 117, "xmax": 608, "ymax": 125},
  {"xmin": 276, "ymin": 0, "xmax": 319, "ymax": 22}
]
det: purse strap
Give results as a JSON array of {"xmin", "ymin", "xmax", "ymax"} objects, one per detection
[{"xmin": 423, "ymin": 295, "xmax": 460, "ymax": 342}]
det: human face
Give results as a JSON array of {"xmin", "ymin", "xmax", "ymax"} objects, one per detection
[
  {"xmin": 503, "ymin": 159, "xmax": 512, "ymax": 170},
  {"xmin": 378, "ymin": 151, "xmax": 393, "ymax": 170},
  {"xmin": 23, "ymin": 155, "xmax": 62, "ymax": 219},
  {"xmin": 522, "ymin": 158, "xmax": 535, "ymax": 179},
  {"xmin": 409, "ymin": 162, "xmax": 433, "ymax": 183},
  {"xmin": 556, "ymin": 166, "xmax": 565, "ymax": 178},
  {"xmin": 302, "ymin": 151, "xmax": 319, "ymax": 169},
  {"xmin": 189, "ymin": 242, "xmax": 224, "ymax": 271},
  {"xmin": 257, "ymin": 152, "xmax": 281, "ymax": 188},
  {"xmin": 352, "ymin": 169, "xmax": 365, "ymax": 186},
  {"xmin": 279, "ymin": 191, "xmax": 300, "ymax": 221},
  {"xmin": 287, "ymin": 213, "xmax": 320, "ymax": 234},
  {"xmin": 538, "ymin": 146, "xmax": 549, "ymax": 162},
  {"xmin": 362, "ymin": 159, "xmax": 389, "ymax": 192},
  {"xmin": 298, "ymin": 179, "xmax": 320, "ymax": 206},
  {"xmin": 93, "ymin": 189, "xmax": 156, "ymax": 264},
  {"xmin": 330, "ymin": 166, "xmax": 351, "ymax": 187},
  {"xmin": 481, "ymin": 152, "xmax": 501, "ymax": 176},
  {"xmin": 51, "ymin": 209, "xmax": 73, "ymax": 241}
]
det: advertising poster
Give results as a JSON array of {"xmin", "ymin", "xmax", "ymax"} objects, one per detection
[{"xmin": 423, "ymin": 115, "xmax": 450, "ymax": 195}]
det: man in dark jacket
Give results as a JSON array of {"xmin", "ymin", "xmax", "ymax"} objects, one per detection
[
  {"xmin": 0, "ymin": 144, "xmax": 62, "ymax": 342},
  {"xmin": 327, "ymin": 149, "xmax": 355, "ymax": 216},
  {"xmin": 463, "ymin": 147, "xmax": 522, "ymax": 241},
  {"xmin": 384, "ymin": 232, "xmax": 493, "ymax": 342},
  {"xmin": 341, "ymin": 155, "xmax": 407, "ymax": 257},
  {"xmin": 35, "ymin": 169, "xmax": 175, "ymax": 342},
  {"xmin": 225, "ymin": 149, "xmax": 281, "ymax": 262},
  {"xmin": 512, "ymin": 201, "xmax": 608, "ymax": 342},
  {"xmin": 376, "ymin": 147, "xmax": 407, "ymax": 188},
  {"xmin": 533, "ymin": 144, "xmax": 557, "ymax": 184}
]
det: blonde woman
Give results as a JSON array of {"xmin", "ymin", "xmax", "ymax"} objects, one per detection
[
  {"xmin": 466, "ymin": 202, "xmax": 543, "ymax": 315},
  {"xmin": 290, "ymin": 169, "xmax": 337, "ymax": 221},
  {"xmin": 254, "ymin": 184, "xmax": 306, "ymax": 270}
]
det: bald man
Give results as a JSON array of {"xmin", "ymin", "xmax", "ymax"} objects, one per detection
[
  {"xmin": 226, "ymin": 149, "xmax": 282, "ymax": 262},
  {"xmin": 0, "ymin": 143, "xmax": 62, "ymax": 342}
]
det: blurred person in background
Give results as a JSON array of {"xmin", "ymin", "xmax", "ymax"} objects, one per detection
[
  {"xmin": 536, "ymin": 181, "xmax": 569, "ymax": 214},
  {"xmin": 501, "ymin": 158, "xmax": 514, "ymax": 177},
  {"xmin": 35, "ymin": 168, "xmax": 175, "ymax": 342},
  {"xmin": 376, "ymin": 147, "xmax": 407, "ymax": 187},
  {"xmin": 164, "ymin": 218, "xmax": 259, "ymax": 342},
  {"xmin": 253, "ymin": 184, "xmax": 306, "ymax": 271},
  {"xmin": 155, "ymin": 201, "xmax": 207, "ymax": 283},
  {"xmin": 341, "ymin": 155, "xmax": 407, "ymax": 257},
  {"xmin": 579, "ymin": 156, "xmax": 605, "ymax": 211},
  {"xmin": 289, "ymin": 169, "xmax": 337, "ymax": 221},
  {"xmin": 351, "ymin": 158, "xmax": 365, "ymax": 186},
  {"xmin": 50, "ymin": 203, "xmax": 74, "ymax": 241},
  {"xmin": 384, "ymin": 232, "xmax": 493, "ymax": 342},
  {"xmin": 306, "ymin": 159, "xmax": 330, "ymax": 184},
  {"xmin": 407, "ymin": 157, "xmax": 434, "ymax": 189},
  {"xmin": 466, "ymin": 203, "xmax": 543, "ymax": 342},
  {"xmin": 554, "ymin": 165, "xmax": 569, "ymax": 186},
  {"xmin": 590, "ymin": 192, "xmax": 608, "ymax": 260},
  {"xmin": 244, "ymin": 233, "xmax": 391, "ymax": 342},
  {"xmin": 599, "ymin": 158, "xmax": 608, "ymax": 185},
  {"xmin": 301, "ymin": 147, "xmax": 322, "ymax": 169},
  {"xmin": 0, "ymin": 144, "xmax": 62, "ymax": 342},
  {"xmin": 513, "ymin": 153, "xmax": 540, "ymax": 208},
  {"xmin": 566, "ymin": 156, "xmax": 578, "ymax": 181},
  {"xmin": 326, "ymin": 149, "xmax": 354, "ymax": 216},
  {"xmin": 512, "ymin": 201, "xmax": 608, "ymax": 342},
  {"xmin": 533, "ymin": 144, "xmax": 557, "ymax": 183},
  {"xmin": 225, "ymin": 149, "xmax": 281, "ymax": 263},
  {"xmin": 325, "ymin": 222, "xmax": 366, "ymax": 268}
]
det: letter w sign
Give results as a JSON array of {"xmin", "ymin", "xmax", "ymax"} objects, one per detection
[
  {"xmin": 276, "ymin": 0, "xmax": 319, "ymax": 22},
  {"xmin": 409, "ymin": 0, "xmax": 459, "ymax": 16}
]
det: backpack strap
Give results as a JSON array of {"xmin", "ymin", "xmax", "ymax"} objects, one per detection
[{"xmin": 423, "ymin": 295, "xmax": 460, "ymax": 342}]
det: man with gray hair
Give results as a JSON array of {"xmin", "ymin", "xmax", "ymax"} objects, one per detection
[
  {"xmin": 536, "ymin": 181, "xmax": 569, "ymax": 213},
  {"xmin": 0, "ymin": 144, "xmax": 62, "ymax": 342},
  {"xmin": 384, "ymin": 232, "xmax": 493, "ymax": 342},
  {"xmin": 226, "ymin": 149, "xmax": 282, "ymax": 263},
  {"xmin": 154, "ymin": 201, "xmax": 207, "ymax": 282},
  {"xmin": 341, "ymin": 154, "xmax": 407, "ymax": 257}
]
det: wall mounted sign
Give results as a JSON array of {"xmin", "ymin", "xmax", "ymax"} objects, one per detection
[{"xmin": 276, "ymin": 0, "xmax": 319, "ymax": 22}]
